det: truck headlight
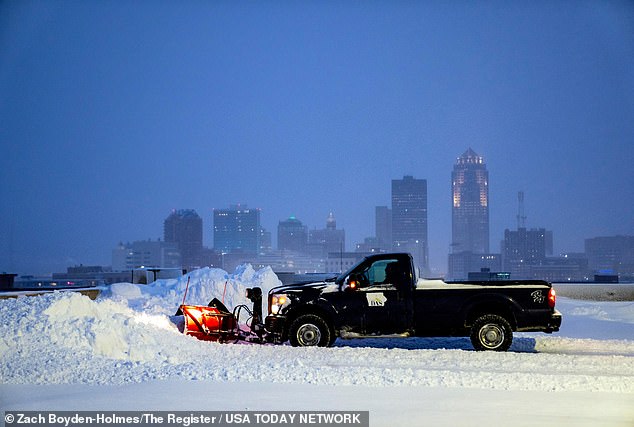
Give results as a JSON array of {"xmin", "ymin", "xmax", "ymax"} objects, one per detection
[{"xmin": 271, "ymin": 294, "xmax": 290, "ymax": 315}]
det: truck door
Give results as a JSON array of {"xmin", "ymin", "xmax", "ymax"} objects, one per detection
[{"xmin": 343, "ymin": 257, "xmax": 413, "ymax": 335}]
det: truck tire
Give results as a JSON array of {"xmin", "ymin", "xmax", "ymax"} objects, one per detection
[
  {"xmin": 470, "ymin": 314, "xmax": 513, "ymax": 351},
  {"xmin": 289, "ymin": 314, "xmax": 331, "ymax": 347}
]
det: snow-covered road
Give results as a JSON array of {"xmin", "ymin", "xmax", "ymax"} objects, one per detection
[{"xmin": 1, "ymin": 266, "xmax": 633, "ymax": 426}]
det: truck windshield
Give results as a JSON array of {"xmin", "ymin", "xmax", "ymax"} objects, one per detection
[{"xmin": 335, "ymin": 258, "xmax": 367, "ymax": 283}]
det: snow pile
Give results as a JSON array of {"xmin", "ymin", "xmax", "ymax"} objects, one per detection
[
  {"xmin": 0, "ymin": 265, "xmax": 281, "ymax": 384},
  {"xmin": 107, "ymin": 264, "xmax": 281, "ymax": 316},
  {"xmin": 4, "ymin": 292, "xmax": 188, "ymax": 364}
]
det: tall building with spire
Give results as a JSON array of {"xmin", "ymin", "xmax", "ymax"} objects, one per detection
[
  {"xmin": 451, "ymin": 148, "xmax": 489, "ymax": 254},
  {"xmin": 448, "ymin": 149, "xmax": 495, "ymax": 280}
]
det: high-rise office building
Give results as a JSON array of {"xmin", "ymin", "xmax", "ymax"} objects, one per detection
[
  {"xmin": 213, "ymin": 205, "xmax": 261, "ymax": 254},
  {"xmin": 451, "ymin": 148, "xmax": 489, "ymax": 254},
  {"xmin": 392, "ymin": 175, "xmax": 428, "ymax": 272},
  {"xmin": 308, "ymin": 212, "xmax": 345, "ymax": 258},
  {"xmin": 375, "ymin": 206, "xmax": 392, "ymax": 252},
  {"xmin": 585, "ymin": 235, "xmax": 634, "ymax": 277},
  {"xmin": 502, "ymin": 227, "xmax": 548, "ymax": 278},
  {"xmin": 112, "ymin": 240, "xmax": 181, "ymax": 271},
  {"xmin": 259, "ymin": 227, "xmax": 272, "ymax": 253},
  {"xmin": 278, "ymin": 216, "xmax": 308, "ymax": 253},
  {"xmin": 164, "ymin": 209, "xmax": 203, "ymax": 269}
]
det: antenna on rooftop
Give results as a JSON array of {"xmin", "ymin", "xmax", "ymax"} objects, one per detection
[{"xmin": 517, "ymin": 191, "xmax": 527, "ymax": 229}]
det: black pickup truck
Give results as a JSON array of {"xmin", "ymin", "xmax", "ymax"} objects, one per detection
[{"xmin": 264, "ymin": 253, "xmax": 561, "ymax": 351}]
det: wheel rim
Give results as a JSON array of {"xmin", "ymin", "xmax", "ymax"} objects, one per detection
[
  {"xmin": 479, "ymin": 323, "xmax": 504, "ymax": 349},
  {"xmin": 296, "ymin": 323, "xmax": 321, "ymax": 346}
]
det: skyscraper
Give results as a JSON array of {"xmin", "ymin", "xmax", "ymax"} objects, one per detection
[
  {"xmin": 375, "ymin": 206, "xmax": 392, "ymax": 252},
  {"xmin": 213, "ymin": 205, "xmax": 261, "ymax": 254},
  {"xmin": 163, "ymin": 209, "xmax": 203, "ymax": 270},
  {"xmin": 392, "ymin": 175, "xmax": 428, "ymax": 272},
  {"xmin": 278, "ymin": 216, "xmax": 308, "ymax": 253},
  {"xmin": 585, "ymin": 235, "xmax": 634, "ymax": 277},
  {"xmin": 451, "ymin": 148, "xmax": 490, "ymax": 255},
  {"xmin": 502, "ymin": 227, "xmax": 548, "ymax": 278}
]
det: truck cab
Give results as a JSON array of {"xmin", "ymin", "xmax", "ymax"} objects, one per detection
[{"xmin": 332, "ymin": 253, "xmax": 415, "ymax": 336}]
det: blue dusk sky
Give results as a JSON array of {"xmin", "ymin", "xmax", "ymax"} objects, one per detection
[{"xmin": 1, "ymin": 1, "xmax": 633, "ymax": 275}]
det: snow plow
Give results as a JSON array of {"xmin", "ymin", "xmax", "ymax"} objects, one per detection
[
  {"xmin": 179, "ymin": 302, "xmax": 238, "ymax": 343},
  {"xmin": 177, "ymin": 253, "xmax": 562, "ymax": 351},
  {"xmin": 177, "ymin": 278, "xmax": 265, "ymax": 344}
]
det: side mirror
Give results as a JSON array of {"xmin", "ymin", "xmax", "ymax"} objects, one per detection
[{"xmin": 344, "ymin": 273, "xmax": 363, "ymax": 292}]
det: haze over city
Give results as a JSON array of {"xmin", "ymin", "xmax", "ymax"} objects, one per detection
[{"xmin": 1, "ymin": 1, "xmax": 633, "ymax": 276}]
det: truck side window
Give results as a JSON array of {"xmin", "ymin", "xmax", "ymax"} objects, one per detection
[{"xmin": 364, "ymin": 259, "xmax": 401, "ymax": 287}]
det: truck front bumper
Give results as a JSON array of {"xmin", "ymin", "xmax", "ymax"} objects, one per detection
[{"xmin": 265, "ymin": 314, "xmax": 287, "ymax": 343}]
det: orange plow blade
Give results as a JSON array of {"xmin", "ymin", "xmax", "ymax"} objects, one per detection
[{"xmin": 179, "ymin": 304, "xmax": 238, "ymax": 343}]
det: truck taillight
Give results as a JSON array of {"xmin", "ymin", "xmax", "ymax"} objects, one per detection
[{"xmin": 548, "ymin": 288, "xmax": 556, "ymax": 308}]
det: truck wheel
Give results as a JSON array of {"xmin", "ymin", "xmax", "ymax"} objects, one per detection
[
  {"xmin": 470, "ymin": 314, "xmax": 513, "ymax": 351},
  {"xmin": 289, "ymin": 314, "xmax": 331, "ymax": 347}
]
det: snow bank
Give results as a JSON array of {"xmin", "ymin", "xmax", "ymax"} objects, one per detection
[
  {"xmin": 0, "ymin": 265, "xmax": 281, "ymax": 384},
  {"xmin": 107, "ymin": 264, "xmax": 281, "ymax": 316},
  {"xmin": 41, "ymin": 292, "xmax": 189, "ymax": 362}
]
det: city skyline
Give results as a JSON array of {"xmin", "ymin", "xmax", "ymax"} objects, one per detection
[
  {"xmin": 2, "ymin": 152, "xmax": 632, "ymax": 276},
  {"xmin": 2, "ymin": 2, "xmax": 633, "ymax": 275},
  {"xmin": 47, "ymin": 173, "xmax": 634, "ymax": 276}
]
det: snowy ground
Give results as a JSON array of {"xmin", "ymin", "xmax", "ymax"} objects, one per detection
[{"xmin": 1, "ymin": 266, "xmax": 633, "ymax": 426}]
